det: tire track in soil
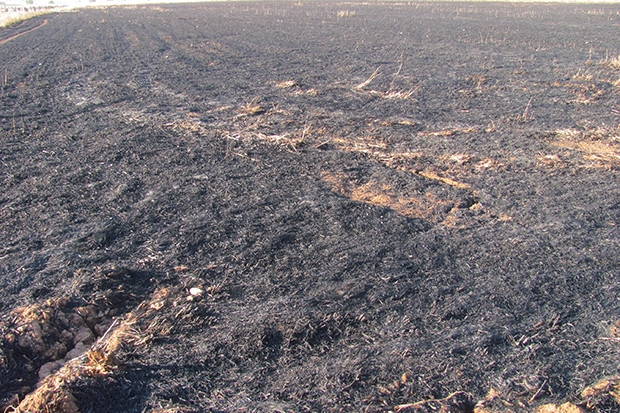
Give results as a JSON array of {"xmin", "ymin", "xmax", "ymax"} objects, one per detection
[{"xmin": 0, "ymin": 18, "xmax": 48, "ymax": 46}]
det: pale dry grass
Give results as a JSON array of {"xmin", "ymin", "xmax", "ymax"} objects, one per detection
[
  {"xmin": 337, "ymin": 10, "xmax": 356, "ymax": 17},
  {"xmin": 515, "ymin": 97, "xmax": 535, "ymax": 121},
  {"xmin": 355, "ymin": 66, "xmax": 381, "ymax": 90},
  {"xmin": 537, "ymin": 154, "xmax": 565, "ymax": 168},
  {"xmin": 533, "ymin": 403, "xmax": 585, "ymax": 413},
  {"xmin": 445, "ymin": 153, "xmax": 472, "ymax": 164},
  {"xmin": 168, "ymin": 120, "xmax": 203, "ymax": 133},
  {"xmin": 322, "ymin": 171, "xmax": 455, "ymax": 222},
  {"xmin": 253, "ymin": 132, "xmax": 303, "ymax": 148},
  {"xmin": 0, "ymin": 10, "xmax": 49, "ymax": 28},
  {"xmin": 417, "ymin": 170, "xmax": 471, "ymax": 190},
  {"xmin": 600, "ymin": 55, "xmax": 620, "ymax": 70},
  {"xmin": 238, "ymin": 99, "xmax": 265, "ymax": 116},
  {"xmin": 274, "ymin": 80, "xmax": 318, "ymax": 96},
  {"xmin": 5, "ymin": 322, "xmax": 127, "ymax": 413},
  {"xmin": 325, "ymin": 135, "xmax": 475, "ymax": 192},
  {"xmin": 6, "ymin": 287, "xmax": 178, "ymax": 413},
  {"xmin": 275, "ymin": 80, "xmax": 297, "ymax": 89},
  {"xmin": 10, "ymin": 297, "xmax": 70, "ymax": 324},
  {"xmin": 554, "ymin": 70, "xmax": 614, "ymax": 104},
  {"xmin": 418, "ymin": 127, "xmax": 478, "ymax": 137},
  {"xmin": 381, "ymin": 88, "xmax": 417, "ymax": 100},
  {"xmin": 331, "ymin": 136, "xmax": 387, "ymax": 153},
  {"xmin": 552, "ymin": 127, "xmax": 620, "ymax": 166},
  {"xmin": 294, "ymin": 87, "xmax": 319, "ymax": 96},
  {"xmin": 329, "ymin": 135, "xmax": 427, "ymax": 169},
  {"xmin": 571, "ymin": 69, "xmax": 594, "ymax": 81},
  {"xmin": 353, "ymin": 53, "xmax": 418, "ymax": 100}
]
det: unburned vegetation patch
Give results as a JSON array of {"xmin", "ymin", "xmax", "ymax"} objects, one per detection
[{"xmin": 321, "ymin": 166, "xmax": 480, "ymax": 225}]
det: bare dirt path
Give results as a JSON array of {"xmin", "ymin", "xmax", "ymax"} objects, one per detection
[{"xmin": 0, "ymin": 2, "xmax": 619, "ymax": 412}]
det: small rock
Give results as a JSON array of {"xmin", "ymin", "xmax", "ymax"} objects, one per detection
[
  {"xmin": 38, "ymin": 361, "xmax": 63, "ymax": 380},
  {"xmin": 189, "ymin": 287, "xmax": 204, "ymax": 296},
  {"xmin": 65, "ymin": 342, "xmax": 89, "ymax": 360},
  {"xmin": 55, "ymin": 311, "xmax": 69, "ymax": 325},
  {"xmin": 61, "ymin": 329, "xmax": 74, "ymax": 341},
  {"xmin": 73, "ymin": 327, "xmax": 95, "ymax": 346},
  {"xmin": 44, "ymin": 342, "xmax": 68, "ymax": 361},
  {"xmin": 71, "ymin": 314, "xmax": 86, "ymax": 327}
]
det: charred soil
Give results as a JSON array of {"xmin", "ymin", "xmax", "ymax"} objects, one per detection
[{"xmin": 1, "ymin": 2, "xmax": 619, "ymax": 412}]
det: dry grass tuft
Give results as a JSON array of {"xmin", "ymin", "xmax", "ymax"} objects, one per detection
[
  {"xmin": 322, "ymin": 171, "xmax": 456, "ymax": 222},
  {"xmin": 552, "ymin": 127, "xmax": 620, "ymax": 166},
  {"xmin": 515, "ymin": 97, "xmax": 535, "ymax": 121},
  {"xmin": 382, "ymin": 88, "xmax": 417, "ymax": 100},
  {"xmin": 238, "ymin": 99, "xmax": 265, "ymax": 116},
  {"xmin": 445, "ymin": 153, "xmax": 472, "ymax": 165},
  {"xmin": 356, "ymin": 85, "xmax": 418, "ymax": 100},
  {"xmin": 417, "ymin": 170, "xmax": 471, "ymax": 190},
  {"xmin": 10, "ymin": 297, "xmax": 70, "ymax": 324},
  {"xmin": 353, "ymin": 57, "xmax": 418, "ymax": 100},
  {"xmin": 537, "ymin": 154, "xmax": 564, "ymax": 168},
  {"xmin": 304, "ymin": 88, "xmax": 319, "ymax": 96},
  {"xmin": 418, "ymin": 127, "xmax": 477, "ymax": 137},
  {"xmin": 337, "ymin": 10, "xmax": 356, "ymax": 18},
  {"xmin": 331, "ymin": 136, "xmax": 388, "ymax": 154},
  {"xmin": 10, "ymin": 378, "xmax": 79, "ymax": 413},
  {"xmin": 169, "ymin": 120, "xmax": 202, "ymax": 133},
  {"xmin": 275, "ymin": 80, "xmax": 297, "ymax": 89},
  {"xmin": 324, "ymin": 135, "xmax": 479, "ymax": 194},
  {"xmin": 600, "ymin": 55, "xmax": 620, "ymax": 70},
  {"xmin": 355, "ymin": 66, "xmax": 381, "ymax": 90},
  {"xmin": 3, "ymin": 286, "xmax": 180, "ymax": 413},
  {"xmin": 329, "ymin": 135, "xmax": 423, "ymax": 167},
  {"xmin": 581, "ymin": 378, "xmax": 618, "ymax": 399},
  {"xmin": 571, "ymin": 69, "xmax": 594, "ymax": 81},
  {"xmin": 8, "ymin": 322, "xmax": 130, "ymax": 413}
]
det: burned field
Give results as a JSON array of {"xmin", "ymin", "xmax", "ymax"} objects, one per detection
[{"xmin": 1, "ymin": 1, "xmax": 619, "ymax": 412}]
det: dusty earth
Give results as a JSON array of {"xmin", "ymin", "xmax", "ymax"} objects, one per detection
[{"xmin": 0, "ymin": 1, "xmax": 619, "ymax": 412}]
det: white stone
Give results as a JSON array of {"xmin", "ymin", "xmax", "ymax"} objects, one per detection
[{"xmin": 189, "ymin": 287, "xmax": 204, "ymax": 296}]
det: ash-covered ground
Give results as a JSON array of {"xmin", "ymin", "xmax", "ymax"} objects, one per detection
[{"xmin": 1, "ymin": 2, "xmax": 619, "ymax": 412}]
